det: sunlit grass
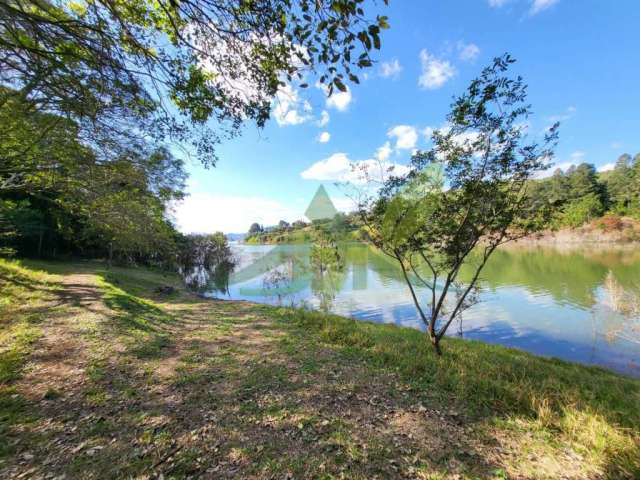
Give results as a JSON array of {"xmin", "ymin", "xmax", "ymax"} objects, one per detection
[
  {"xmin": 0, "ymin": 259, "xmax": 64, "ymax": 459},
  {"xmin": 0, "ymin": 259, "xmax": 62, "ymax": 382},
  {"xmin": 271, "ymin": 307, "xmax": 640, "ymax": 477}
]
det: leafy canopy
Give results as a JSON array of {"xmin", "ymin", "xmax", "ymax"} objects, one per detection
[{"xmin": 1, "ymin": 0, "xmax": 390, "ymax": 166}]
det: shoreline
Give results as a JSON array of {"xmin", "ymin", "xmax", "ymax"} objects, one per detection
[{"xmin": 210, "ymin": 295, "xmax": 640, "ymax": 379}]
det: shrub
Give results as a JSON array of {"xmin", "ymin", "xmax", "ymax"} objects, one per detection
[
  {"xmin": 560, "ymin": 193, "xmax": 605, "ymax": 228},
  {"xmin": 595, "ymin": 215, "xmax": 624, "ymax": 232}
]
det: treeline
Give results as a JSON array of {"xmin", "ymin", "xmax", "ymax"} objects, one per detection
[
  {"xmin": 243, "ymin": 156, "xmax": 640, "ymax": 247},
  {"xmin": 245, "ymin": 213, "xmax": 362, "ymax": 244},
  {"xmin": 0, "ymin": 93, "xmax": 231, "ymax": 282},
  {"xmin": 528, "ymin": 154, "xmax": 640, "ymax": 229}
]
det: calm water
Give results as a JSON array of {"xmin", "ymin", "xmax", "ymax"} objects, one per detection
[{"xmin": 207, "ymin": 242, "xmax": 640, "ymax": 377}]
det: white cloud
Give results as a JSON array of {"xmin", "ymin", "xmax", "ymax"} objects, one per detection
[
  {"xmin": 300, "ymin": 152, "xmax": 409, "ymax": 185},
  {"xmin": 388, "ymin": 125, "xmax": 419, "ymax": 150},
  {"xmin": 375, "ymin": 141, "xmax": 392, "ymax": 162},
  {"xmin": 488, "ymin": 0, "xmax": 559, "ymax": 15},
  {"xmin": 611, "ymin": 141, "xmax": 622, "ymax": 149},
  {"xmin": 332, "ymin": 196, "xmax": 358, "ymax": 214},
  {"xmin": 422, "ymin": 126, "xmax": 435, "ymax": 140},
  {"xmin": 174, "ymin": 193, "xmax": 300, "ymax": 234},
  {"xmin": 424, "ymin": 123, "xmax": 485, "ymax": 150},
  {"xmin": 530, "ymin": 0, "xmax": 559, "ymax": 15},
  {"xmin": 534, "ymin": 152, "xmax": 585, "ymax": 179},
  {"xmin": 598, "ymin": 163, "xmax": 615, "ymax": 173},
  {"xmin": 273, "ymin": 83, "xmax": 312, "ymax": 126},
  {"xmin": 457, "ymin": 42, "xmax": 480, "ymax": 62},
  {"xmin": 327, "ymin": 89, "xmax": 352, "ymax": 111},
  {"xmin": 317, "ymin": 110, "xmax": 330, "ymax": 127},
  {"xmin": 301, "ymin": 153, "xmax": 352, "ymax": 181},
  {"xmin": 546, "ymin": 106, "xmax": 576, "ymax": 128},
  {"xmin": 317, "ymin": 131, "xmax": 331, "ymax": 143},
  {"xmin": 196, "ymin": 35, "xmax": 312, "ymax": 124},
  {"xmin": 380, "ymin": 59, "xmax": 402, "ymax": 79},
  {"xmin": 418, "ymin": 49, "xmax": 456, "ymax": 90},
  {"xmin": 317, "ymin": 82, "xmax": 352, "ymax": 112},
  {"xmin": 534, "ymin": 161, "xmax": 576, "ymax": 179},
  {"xmin": 569, "ymin": 150, "xmax": 585, "ymax": 163}
]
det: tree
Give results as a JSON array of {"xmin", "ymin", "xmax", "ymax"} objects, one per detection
[
  {"xmin": 177, "ymin": 233, "xmax": 235, "ymax": 290},
  {"xmin": 548, "ymin": 168, "xmax": 569, "ymax": 205},
  {"xmin": 0, "ymin": 95, "xmax": 188, "ymax": 264},
  {"xmin": 361, "ymin": 55, "xmax": 558, "ymax": 354},
  {"xmin": 630, "ymin": 154, "xmax": 640, "ymax": 215},
  {"xmin": 248, "ymin": 223, "xmax": 264, "ymax": 236},
  {"xmin": 0, "ymin": 199, "xmax": 44, "ymax": 256},
  {"xmin": 567, "ymin": 163, "xmax": 601, "ymax": 201},
  {"xmin": 58, "ymin": 149, "xmax": 186, "ymax": 265},
  {"xmin": 1, "ymin": 0, "xmax": 390, "ymax": 167},
  {"xmin": 310, "ymin": 226, "xmax": 343, "ymax": 274},
  {"xmin": 278, "ymin": 220, "xmax": 290, "ymax": 231},
  {"xmin": 329, "ymin": 212, "xmax": 350, "ymax": 234},
  {"xmin": 560, "ymin": 193, "xmax": 604, "ymax": 228},
  {"xmin": 292, "ymin": 219, "xmax": 308, "ymax": 229},
  {"xmin": 0, "ymin": 91, "xmax": 91, "ymax": 194},
  {"xmin": 607, "ymin": 154, "xmax": 633, "ymax": 213}
]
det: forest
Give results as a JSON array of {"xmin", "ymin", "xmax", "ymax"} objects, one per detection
[{"xmin": 529, "ymin": 155, "xmax": 640, "ymax": 228}]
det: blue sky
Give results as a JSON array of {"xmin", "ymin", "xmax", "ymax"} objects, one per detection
[{"xmin": 174, "ymin": 0, "xmax": 640, "ymax": 233}]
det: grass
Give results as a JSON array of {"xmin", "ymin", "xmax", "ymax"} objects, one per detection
[
  {"xmin": 0, "ymin": 257, "xmax": 638, "ymax": 479},
  {"xmin": 277, "ymin": 307, "xmax": 640, "ymax": 477},
  {"xmin": 0, "ymin": 259, "xmax": 65, "ymax": 459},
  {"xmin": 0, "ymin": 260, "xmax": 61, "ymax": 382}
]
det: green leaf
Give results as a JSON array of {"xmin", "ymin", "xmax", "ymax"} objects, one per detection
[
  {"xmin": 378, "ymin": 15, "xmax": 390, "ymax": 29},
  {"xmin": 372, "ymin": 32, "xmax": 381, "ymax": 50}
]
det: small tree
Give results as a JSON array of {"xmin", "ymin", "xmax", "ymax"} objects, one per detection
[
  {"xmin": 277, "ymin": 220, "xmax": 291, "ymax": 231},
  {"xmin": 560, "ymin": 193, "xmax": 604, "ymax": 228},
  {"xmin": 177, "ymin": 233, "xmax": 235, "ymax": 291},
  {"xmin": 310, "ymin": 227, "xmax": 343, "ymax": 274},
  {"xmin": 362, "ymin": 55, "xmax": 559, "ymax": 354},
  {"xmin": 248, "ymin": 223, "xmax": 264, "ymax": 236},
  {"xmin": 292, "ymin": 220, "xmax": 308, "ymax": 229}
]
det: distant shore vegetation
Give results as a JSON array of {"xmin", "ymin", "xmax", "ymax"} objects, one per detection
[{"xmin": 244, "ymin": 154, "xmax": 640, "ymax": 246}]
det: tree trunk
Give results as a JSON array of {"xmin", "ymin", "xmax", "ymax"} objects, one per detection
[
  {"xmin": 37, "ymin": 227, "xmax": 43, "ymax": 257},
  {"xmin": 108, "ymin": 242, "xmax": 113, "ymax": 269},
  {"xmin": 429, "ymin": 332, "xmax": 442, "ymax": 355}
]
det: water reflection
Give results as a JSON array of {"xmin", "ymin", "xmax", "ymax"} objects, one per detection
[{"xmin": 207, "ymin": 243, "xmax": 640, "ymax": 377}]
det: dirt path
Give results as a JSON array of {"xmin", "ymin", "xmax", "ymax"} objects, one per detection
[
  {"xmin": 18, "ymin": 274, "xmax": 105, "ymax": 400},
  {"xmin": 2, "ymin": 273, "xmax": 114, "ymax": 479}
]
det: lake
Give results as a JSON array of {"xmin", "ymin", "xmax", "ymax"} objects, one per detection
[{"xmin": 207, "ymin": 242, "xmax": 640, "ymax": 377}]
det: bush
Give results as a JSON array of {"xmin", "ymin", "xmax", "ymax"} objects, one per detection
[
  {"xmin": 595, "ymin": 214, "xmax": 624, "ymax": 232},
  {"xmin": 560, "ymin": 193, "xmax": 605, "ymax": 228}
]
